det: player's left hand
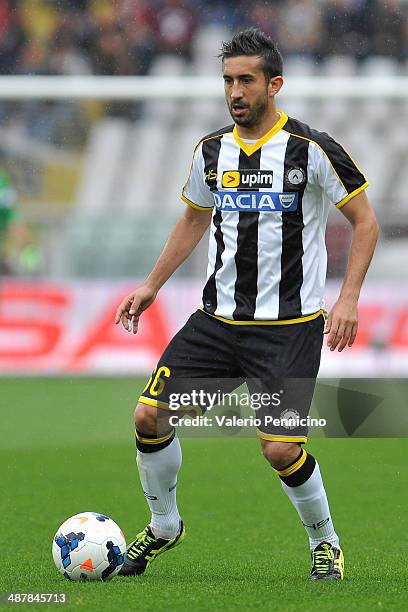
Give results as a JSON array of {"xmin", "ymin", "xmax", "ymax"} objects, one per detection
[{"xmin": 324, "ymin": 298, "xmax": 358, "ymax": 352}]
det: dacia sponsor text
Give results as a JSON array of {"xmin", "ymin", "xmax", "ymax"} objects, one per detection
[{"xmin": 213, "ymin": 191, "xmax": 298, "ymax": 212}]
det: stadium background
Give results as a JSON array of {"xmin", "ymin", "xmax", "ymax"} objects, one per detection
[
  {"xmin": 1, "ymin": 1, "xmax": 407, "ymax": 610},
  {"xmin": 0, "ymin": 0, "xmax": 407, "ymax": 376}
]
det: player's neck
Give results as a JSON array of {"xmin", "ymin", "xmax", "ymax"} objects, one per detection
[{"xmin": 235, "ymin": 108, "xmax": 281, "ymax": 141}]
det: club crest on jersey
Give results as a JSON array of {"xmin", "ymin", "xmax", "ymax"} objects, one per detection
[
  {"xmin": 285, "ymin": 167, "xmax": 306, "ymax": 186},
  {"xmin": 213, "ymin": 191, "xmax": 298, "ymax": 212},
  {"xmin": 222, "ymin": 170, "xmax": 274, "ymax": 189}
]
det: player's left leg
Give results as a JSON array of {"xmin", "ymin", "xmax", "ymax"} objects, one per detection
[
  {"xmin": 240, "ymin": 314, "xmax": 344, "ymax": 579},
  {"xmin": 261, "ymin": 440, "xmax": 344, "ymax": 580}
]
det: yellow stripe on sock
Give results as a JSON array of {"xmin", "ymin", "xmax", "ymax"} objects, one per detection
[
  {"xmin": 273, "ymin": 449, "xmax": 307, "ymax": 477},
  {"xmin": 135, "ymin": 429, "xmax": 174, "ymax": 445},
  {"xmin": 257, "ymin": 432, "xmax": 308, "ymax": 443}
]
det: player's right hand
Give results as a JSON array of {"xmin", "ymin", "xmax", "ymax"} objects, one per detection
[{"xmin": 115, "ymin": 285, "xmax": 157, "ymax": 334}]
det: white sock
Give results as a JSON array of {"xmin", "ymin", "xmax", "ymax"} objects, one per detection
[
  {"xmin": 136, "ymin": 436, "xmax": 182, "ymax": 540},
  {"xmin": 281, "ymin": 461, "xmax": 340, "ymax": 550}
]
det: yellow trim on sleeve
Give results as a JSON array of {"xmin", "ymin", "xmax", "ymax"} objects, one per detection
[
  {"xmin": 257, "ymin": 432, "xmax": 308, "ymax": 444},
  {"xmin": 199, "ymin": 308, "xmax": 324, "ymax": 326},
  {"xmin": 181, "ymin": 194, "xmax": 213, "ymax": 211},
  {"xmin": 273, "ymin": 449, "xmax": 308, "ymax": 477},
  {"xmin": 181, "ymin": 139, "xmax": 202, "ymax": 196},
  {"xmin": 233, "ymin": 110, "xmax": 288, "ymax": 156},
  {"xmin": 335, "ymin": 181, "xmax": 369, "ymax": 209},
  {"xmin": 282, "ymin": 128, "xmax": 368, "ymax": 205}
]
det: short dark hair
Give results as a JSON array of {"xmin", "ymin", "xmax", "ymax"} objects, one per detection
[{"xmin": 219, "ymin": 28, "xmax": 283, "ymax": 79}]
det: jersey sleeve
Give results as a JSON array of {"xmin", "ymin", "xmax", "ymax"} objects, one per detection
[
  {"xmin": 312, "ymin": 136, "xmax": 369, "ymax": 208},
  {"xmin": 181, "ymin": 142, "xmax": 214, "ymax": 211}
]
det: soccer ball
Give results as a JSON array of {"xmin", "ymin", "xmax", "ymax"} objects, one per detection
[{"xmin": 52, "ymin": 512, "xmax": 126, "ymax": 581}]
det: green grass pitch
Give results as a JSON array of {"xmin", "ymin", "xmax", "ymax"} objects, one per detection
[{"xmin": 1, "ymin": 377, "xmax": 407, "ymax": 611}]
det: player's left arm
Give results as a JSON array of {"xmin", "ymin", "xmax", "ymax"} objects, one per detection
[{"xmin": 325, "ymin": 190, "xmax": 379, "ymax": 352}]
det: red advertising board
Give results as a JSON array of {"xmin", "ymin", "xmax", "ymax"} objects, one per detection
[{"xmin": 0, "ymin": 280, "xmax": 406, "ymax": 376}]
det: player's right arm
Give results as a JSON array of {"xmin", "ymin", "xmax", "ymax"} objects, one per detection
[
  {"xmin": 116, "ymin": 139, "xmax": 214, "ymax": 333},
  {"xmin": 115, "ymin": 205, "xmax": 211, "ymax": 333}
]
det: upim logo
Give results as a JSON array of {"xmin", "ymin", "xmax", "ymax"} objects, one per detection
[{"xmin": 222, "ymin": 170, "xmax": 274, "ymax": 189}]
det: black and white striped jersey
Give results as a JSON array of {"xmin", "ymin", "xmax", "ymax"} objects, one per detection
[{"xmin": 181, "ymin": 111, "xmax": 368, "ymax": 324}]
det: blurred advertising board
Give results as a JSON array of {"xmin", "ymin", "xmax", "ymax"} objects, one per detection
[{"xmin": 0, "ymin": 280, "xmax": 406, "ymax": 377}]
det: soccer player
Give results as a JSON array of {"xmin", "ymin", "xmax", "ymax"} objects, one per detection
[{"xmin": 115, "ymin": 28, "xmax": 379, "ymax": 580}]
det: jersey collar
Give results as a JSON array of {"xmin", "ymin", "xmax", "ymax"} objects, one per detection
[{"xmin": 232, "ymin": 110, "xmax": 288, "ymax": 157}]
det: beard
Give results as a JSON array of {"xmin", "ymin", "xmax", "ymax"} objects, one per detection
[{"xmin": 228, "ymin": 95, "xmax": 269, "ymax": 128}]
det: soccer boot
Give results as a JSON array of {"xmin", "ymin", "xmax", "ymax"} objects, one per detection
[
  {"xmin": 310, "ymin": 541, "xmax": 344, "ymax": 580},
  {"xmin": 118, "ymin": 521, "xmax": 185, "ymax": 576}
]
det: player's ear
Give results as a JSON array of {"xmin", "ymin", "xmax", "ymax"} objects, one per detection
[{"xmin": 268, "ymin": 76, "xmax": 283, "ymax": 98}]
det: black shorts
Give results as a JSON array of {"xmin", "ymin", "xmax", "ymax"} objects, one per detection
[{"xmin": 139, "ymin": 309, "xmax": 324, "ymax": 443}]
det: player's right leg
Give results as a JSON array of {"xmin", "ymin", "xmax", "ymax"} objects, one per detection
[
  {"xmin": 119, "ymin": 310, "xmax": 238, "ymax": 577},
  {"xmin": 119, "ymin": 402, "xmax": 187, "ymax": 577}
]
